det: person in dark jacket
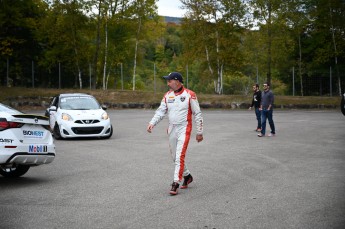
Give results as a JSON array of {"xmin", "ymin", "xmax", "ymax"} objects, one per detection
[
  {"xmin": 249, "ymin": 84, "xmax": 262, "ymax": 132},
  {"xmin": 258, "ymin": 82, "xmax": 276, "ymax": 137}
]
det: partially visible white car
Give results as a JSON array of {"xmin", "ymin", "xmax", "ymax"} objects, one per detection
[
  {"xmin": 46, "ymin": 93, "xmax": 113, "ymax": 139},
  {"xmin": 0, "ymin": 103, "xmax": 55, "ymax": 178}
]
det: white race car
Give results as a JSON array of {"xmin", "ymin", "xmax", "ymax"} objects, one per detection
[
  {"xmin": 0, "ymin": 103, "xmax": 56, "ymax": 178},
  {"xmin": 46, "ymin": 93, "xmax": 113, "ymax": 139}
]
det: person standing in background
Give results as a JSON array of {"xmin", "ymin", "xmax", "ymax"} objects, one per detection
[
  {"xmin": 249, "ymin": 83, "xmax": 262, "ymax": 132},
  {"xmin": 258, "ymin": 82, "xmax": 276, "ymax": 137}
]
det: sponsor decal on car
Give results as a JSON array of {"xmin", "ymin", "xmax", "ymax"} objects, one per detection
[
  {"xmin": 23, "ymin": 130, "xmax": 44, "ymax": 138},
  {"xmin": 10, "ymin": 118, "xmax": 24, "ymax": 122},
  {"xmin": 61, "ymin": 96, "xmax": 92, "ymax": 102},
  {"xmin": 0, "ymin": 138, "xmax": 14, "ymax": 143},
  {"xmin": 29, "ymin": 145, "xmax": 48, "ymax": 153}
]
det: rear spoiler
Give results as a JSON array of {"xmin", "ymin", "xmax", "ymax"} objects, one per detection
[{"xmin": 9, "ymin": 114, "xmax": 49, "ymax": 125}]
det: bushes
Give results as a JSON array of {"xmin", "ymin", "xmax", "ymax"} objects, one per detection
[{"xmin": 223, "ymin": 72, "xmax": 253, "ymax": 95}]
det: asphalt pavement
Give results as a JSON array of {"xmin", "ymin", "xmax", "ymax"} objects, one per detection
[{"xmin": 0, "ymin": 109, "xmax": 344, "ymax": 229}]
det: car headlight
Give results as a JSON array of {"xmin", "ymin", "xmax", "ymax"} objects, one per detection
[
  {"xmin": 62, "ymin": 113, "xmax": 73, "ymax": 121},
  {"xmin": 101, "ymin": 112, "xmax": 109, "ymax": 120}
]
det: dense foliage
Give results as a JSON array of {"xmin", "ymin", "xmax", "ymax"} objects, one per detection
[{"xmin": 0, "ymin": 0, "xmax": 344, "ymax": 96}]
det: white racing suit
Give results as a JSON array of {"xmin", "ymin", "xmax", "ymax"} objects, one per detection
[{"xmin": 149, "ymin": 87, "xmax": 203, "ymax": 183}]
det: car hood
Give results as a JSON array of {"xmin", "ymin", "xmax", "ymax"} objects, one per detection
[{"xmin": 59, "ymin": 109, "xmax": 105, "ymax": 119}]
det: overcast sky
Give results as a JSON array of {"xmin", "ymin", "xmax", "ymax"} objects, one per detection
[{"xmin": 156, "ymin": 0, "xmax": 186, "ymax": 17}]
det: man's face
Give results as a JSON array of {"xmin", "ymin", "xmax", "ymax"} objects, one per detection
[
  {"xmin": 263, "ymin": 84, "xmax": 269, "ymax": 91},
  {"xmin": 253, "ymin": 86, "xmax": 257, "ymax": 91},
  {"xmin": 167, "ymin": 79, "xmax": 180, "ymax": 91}
]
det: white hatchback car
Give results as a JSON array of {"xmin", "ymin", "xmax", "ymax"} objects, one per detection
[
  {"xmin": 46, "ymin": 93, "xmax": 113, "ymax": 139},
  {"xmin": 0, "ymin": 103, "xmax": 56, "ymax": 178}
]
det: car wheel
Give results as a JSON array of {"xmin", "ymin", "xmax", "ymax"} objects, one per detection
[
  {"xmin": 341, "ymin": 94, "xmax": 345, "ymax": 116},
  {"xmin": 53, "ymin": 123, "xmax": 62, "ymax": 140},
  {"xmin": 0, "ymin": 164, "xmax": 30, "ymax": 178},
  {"xmin": 103, "ymin": 125, "xmax": 113, "ymax": 139}
]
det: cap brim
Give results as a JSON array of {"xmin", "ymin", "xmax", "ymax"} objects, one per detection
[{"xmin": 163, "ymin": 75, "xmax": 171, "ymax": 80}]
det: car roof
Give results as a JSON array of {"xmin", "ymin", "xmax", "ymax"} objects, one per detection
[{"xmin": 58, "ymin": 93, "xmax": 93, "ymax": 98}]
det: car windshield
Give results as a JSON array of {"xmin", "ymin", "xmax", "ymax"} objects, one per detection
[{"xmin": 59, "ymin": 96, "xmax": 100, "ymax": 110}]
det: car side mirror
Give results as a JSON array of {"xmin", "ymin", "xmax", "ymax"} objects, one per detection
[
  {"xmin": 101, "ymin": 105, "xmax": 108, "ymax": 110},
  {"xmin": 49, "ymin": 106, "xmax": 57, "ymax": 112}
]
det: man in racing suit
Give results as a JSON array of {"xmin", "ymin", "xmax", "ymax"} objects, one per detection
[{"xmin": 147, "ymin": 72, "xmax": 204, "ymax": 195}]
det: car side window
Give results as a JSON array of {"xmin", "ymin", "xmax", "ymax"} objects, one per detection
[
  {"xmin": 53, "ymin": 97, "xmax": 59, "ymax": 107},
  {"xmin": 50, "ymin": 97, "xmax": 59, "ymax": 108},
  {"xmin": 48, "ymin": 97, "xmax": 57, "ymax": 107}
]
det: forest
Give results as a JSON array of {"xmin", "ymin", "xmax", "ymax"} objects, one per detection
[{"xmin": 0, "ymin": 0, "xmax": 344, "ymax": 96}]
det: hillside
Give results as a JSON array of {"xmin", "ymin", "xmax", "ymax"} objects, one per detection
[
  {"xmin": 0, "ymin": 87, "xmax": 340, "ymax": 110},
  {"xmin": 163, "ymin": 16, "xmax": 182, "ymax": 24}
]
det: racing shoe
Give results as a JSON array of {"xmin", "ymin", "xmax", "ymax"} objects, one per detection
[
  {"xmin": 181, "ymin": 174, "xmax": 193, "ymax": 189},
  {"xmin": 170, "ymin": 182, "xmax": 179, "ymax": 195}
]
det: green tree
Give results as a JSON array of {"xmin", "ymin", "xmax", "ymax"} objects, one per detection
[
  {"xmin": 181, "ymin": 0, "xmax": 247, "ymax": 94},
  {"xmin": 249, "ymin": 0, "xmax": 286, "ymax": 85},
  {"xmin": 0, "ymin": 0, "xmax": 46, "ymax": 86},
  {"xmin": 306, "ymin": 0, "xmax": 345, "ymax": 95},
  {"xmin": 35, "ymin": 0, "xmax": 90, "ymax": 88},
  {"xmin": 127, "ymin": 0, "xmax": 157, "ymax": 91}
]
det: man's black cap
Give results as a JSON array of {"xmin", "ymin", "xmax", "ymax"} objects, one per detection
[{"xmin": 163, "ymin": 72, "xmax": 183, "ymax": 83}]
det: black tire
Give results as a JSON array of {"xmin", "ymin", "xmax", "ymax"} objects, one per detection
[
  {"xmin": 341, "ymin": 94, "xmax": 345, "ymax": 116},
  {"xmin": 53, "ymin": 123, "xmax": 62, "ymax": 140},
  {"xmin": 0, "ymin": 164, "xmax": 30, "ymax": 178},
  {"xmin": 103, "ymin": 125, "xmax": 113, "ymax": 139}
]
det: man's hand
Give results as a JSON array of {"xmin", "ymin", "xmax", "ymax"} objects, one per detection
[
  {"xmin": 196, "ymin": 134, "xmax": 203, "ymax": 142},
  {"xmin": 147, "ymin": 124, "xmax": 154, "ymax": 133}
]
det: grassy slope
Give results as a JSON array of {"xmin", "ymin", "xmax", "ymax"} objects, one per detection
[{"xmin": 0, "ymin": 87, "xmax": 341, "ymax": 107}]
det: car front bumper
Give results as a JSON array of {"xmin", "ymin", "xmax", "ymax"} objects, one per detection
[{"xmin": 58, "ymin": 120, "xmax": 112, "ymax": 138}]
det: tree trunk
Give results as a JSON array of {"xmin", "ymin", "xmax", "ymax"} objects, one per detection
[
  {"xmin": 298, "ymin": 35, "xmax": 303, "ymax": 96},
  {"xmin": 92, "ymin": 0, "xmax": 102, "ymax": 89},
  {"xmin": 267, "ymin": 2, "xmax": 272, "ymax": 85},
  {"xmin": 329, "ymin": 7, "xmax": 341, "ymax": 95},
  {"xmin": 103, "ymin": 14, "xmax": 108, "ymax": 90},
  {"xmin": 205, "ymin": 45, "xmax": 217, "ymax": 93},
  {"xmin": 133, "ymin": 16, "xmax": 142, "ymax": 91},
  {"xmin": 216, "ymin": 30, "xmax": 221, "ymax": 94}
]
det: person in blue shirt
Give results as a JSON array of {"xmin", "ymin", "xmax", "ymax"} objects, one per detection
[{"xmin": 258, "ymin": 82, "xmax": 276, "ymax": 137}]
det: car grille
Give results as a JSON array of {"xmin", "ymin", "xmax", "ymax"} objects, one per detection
[
  {"xmin": 75, "ymin": 120, "xmax": 100, "ymax": 124},
  {"xmin": 71, "ymin": 127, "xmax": 104, "ymax": 135}
]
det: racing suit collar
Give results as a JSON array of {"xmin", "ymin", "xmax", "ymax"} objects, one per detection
[{"xmin": 174, "ymin": 86, "xmax": 184, "ymax": 95}]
